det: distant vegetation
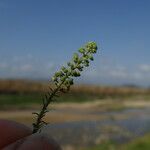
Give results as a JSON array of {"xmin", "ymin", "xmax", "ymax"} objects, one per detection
[
  {"xmin": 0, "ymin": 79, "xmax": 150, "ymax": 95},
  {"xmin": 0, "ymin": 79, "xmax": 150, "ymax": 109}
]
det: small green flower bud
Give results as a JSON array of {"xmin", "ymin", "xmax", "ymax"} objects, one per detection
[
  {"xmin": 73, "ymin": 53, "xmax": 79, "ymax": 60},
  {"xmin": 85, "ymin": 63, "xmax": 89, "ymax": 67},
  {"xmin": 70, "ymin": 64, "xmax": 75, "ymax": 70},
  {"xmin": 92, "ymin": 49, "xmax": 97, "ymax": 53},
  {"xmin": 55, "ymin": 72, "xmax": 60, "ymax": 77},
  {"xmin": 78, "ymin": 48, "xmax": 85, "ymax": 53},
  {"xmin": 77, "ymin": 65, "xmax": 83, "ymax": 71},
  {"xmin": 56, "ymin": 82, "xmax": 61, "ymax": 87},
  {"xmin": 52, "ymin": 76, "xmax": 57, "ymax": 82},
  {"xmin": 82, "ymin": 56, "xmax": 87, "ymax": 61},
  {"xmin": 78, "ymin": 68, "xmax": 83, "ymax": 71},
  {"xmin": 64, "ymin": 80, "xmax": 70, "ymax": 86},
  {"xmin": 85, "ymin": 59, "xmax": 89, "ymax": 63},
  {"xmin": 84, "ymin": 60, "xmax": 89, "ymax": 67},
  {"xmin": 73, "ymin": 59, "xmax": 78, "ymax": 63},
  {"xmin": 55, "ymin": 71, "xmax": 63, "ymax": 77},
  {"xmin": 72, "ymin": 70, "xmax": 80, "ymax": 77},
  {"xmin": 61, "ymin": 66, "xmax": 68, "ymax": 73},
  {"xmin": 66, "ymin": 69, "xmax": 72, "ymax": 76},
  {"xmin": 60, "ymin": 71, "xmax": 65, "ymax": 77},
  {"xmin": 85, "ymin": 55, "xmax": 89, "ymax": 60},
  {"xmin": 78, "ymin": 58, "xmax": 82, "ymax": 64},
  {"xmin": 77, "ymin": 72, "xmax": 81, "ymax": 76},
  {"xmin": 86, "ymin": 43, "xmax": 92, "ymax": 49},
  {"xmin": 67, "ymin": 62, "xmax": 71, "ymax": 66},
  {"xmin": 60, "ymin": 76, "xmax": 66, "ymax": 81},
  {"xmin": 68, "ymin": 78, "xmax": 74, "ymax": 85},
  {"xmin": 89, "ymin": 55, "xmax": 94, "ymax": 61},
  {"xmin": 61, "ymin": 66, "xmax": 65, "ymax": 71},
  {"xmin": 92, "ymin": 42, "xmax": 98, "ymax": 50},
  {"xmin": 86, "ymin": 42, "xmax": 98, "ymax": 53}
]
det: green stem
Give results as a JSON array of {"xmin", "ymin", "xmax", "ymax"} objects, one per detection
[
  {"xmin": 32, "ymin": 42, "xmax": 97, "ymax": 133},
  {"xmin": 32, "ymin": 79, "xmax": 66, "ymax": 133}
]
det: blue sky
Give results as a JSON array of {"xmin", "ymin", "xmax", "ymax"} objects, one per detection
[{"xmin": 0, "ymin": 0, "xmax": 150, "ymax": 86}]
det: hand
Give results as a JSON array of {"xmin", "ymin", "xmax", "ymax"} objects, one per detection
[{"xmin": 0, "ymin": 119, "xmax": 61, "ymax": 150}]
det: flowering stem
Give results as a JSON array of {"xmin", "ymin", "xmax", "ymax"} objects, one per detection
[{"xmin": 32, "ymin": 42, "xmax": 98, "ymax": 133}]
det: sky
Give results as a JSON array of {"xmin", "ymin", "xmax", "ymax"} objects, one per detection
[{"xmin": 0, "ymin": 0, "xmax": 150, "ymax": 86}]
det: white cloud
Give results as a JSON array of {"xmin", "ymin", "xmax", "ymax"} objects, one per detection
[
  {"xmin": 20, "ymin": 64, "xmax": 33, "ymax": 72},
  {"xmin": 109, "ymin": 70, "xmax": 128, "ymax": 78},
  {"xmin": 0, "ymin": 54, "xmax": 56, "ymax": 78},
  {"xmin": 139, "ymin": 64, "xmax": 150, "ymax": 72},
  {"xmin": 108, "ymin": 65, "xmax": 128, "ymax": 79},
  {"xmin": 27, "ymin": 53, "xmax": 33, "ymax": 59},
  {"xmin": 82, "ymin": 61, "xmax": 130, "ymax": 84},
  {"xmin": 132, "ymin": 72, "xmax": 142, "ymax": 79},
  {"xmin": 81, "ymin": 59, "xmax": 150, "ymax": 86},
  {"xmin": 1, "ymin": 54, "xmax": 150, "ymax": 86}
]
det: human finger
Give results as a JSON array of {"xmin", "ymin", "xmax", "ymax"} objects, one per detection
[
  {"xmin": 3, "ymin": 133, "xmax": 61, "ymax": 150},
  {"xmin": 0, "ymin": 119, "xmax": 32, "ymax": 149}
]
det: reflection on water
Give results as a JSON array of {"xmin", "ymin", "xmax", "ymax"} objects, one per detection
[{"xmin": 42, "ymin": 107, "xmax": 150, "ymax": 149}]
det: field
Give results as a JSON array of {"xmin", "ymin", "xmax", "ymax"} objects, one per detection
[
  {"xmin": 0, "ymin": 79, "xmax": 150, "ymax": 109},
  {"xmin": 1, "ymin": 79, "xmax": 150, "ymax": 149}
]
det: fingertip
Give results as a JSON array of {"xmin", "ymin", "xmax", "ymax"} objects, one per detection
[
  {"xmin": 3, "ymin": 133, "xmax": 62, "ymax": 150},
  {"xmin": 0, "ymin": 119, "xmax": 32, "ymax": 149}
]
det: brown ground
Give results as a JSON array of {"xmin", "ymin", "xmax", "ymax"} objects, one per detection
[{"xmin": 1, "ymin": 99, "xmax": 150, "ymax": 126}]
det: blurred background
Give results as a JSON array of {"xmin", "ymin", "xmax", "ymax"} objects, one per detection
[{"xmin": 0, "ymin": 0, "xmax": 150, "ymax": 149}]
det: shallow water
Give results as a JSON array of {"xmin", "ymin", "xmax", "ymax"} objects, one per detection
[{"xmin": 42, "ymin": 107, "xmax": 150, "ymax": 149}]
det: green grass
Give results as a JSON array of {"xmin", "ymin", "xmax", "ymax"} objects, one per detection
[
  {"xmin": 59, "ymin": 92, "xmax": 99, "ymax": 103},
  {"xmin": 0, "ymin": 92, "xmax": 99, "ymax": 109},
  {"xmin": 0, "ymin": 91, "xmax": 150, "ymax": 110},
  {"xmin": 0, "ymin": 90, "xmax": 105, "ymax": 105},
  {"xmin": 80, "ymin": 141, "xmax": 118, "ymax": 150},
  {"xmin": 121, "ymin": 134, "xmax": 150, "ymax": 150},
  {"xmin": 0, "ymin": 94, "xmax": 42, "ymax": 105},
  {"xmin": 81, "ymin": 134, "xmax": 150, "ymax": 150}
]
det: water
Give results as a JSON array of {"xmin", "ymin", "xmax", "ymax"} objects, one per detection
[{"xmin": 42, "ymin": 107, "xmax": 150, "ymax": 149}]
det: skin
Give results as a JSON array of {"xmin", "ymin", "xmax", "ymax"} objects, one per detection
[{"xmin": 0, "ymin": 120, "xmax": 61, "ymax": 150}]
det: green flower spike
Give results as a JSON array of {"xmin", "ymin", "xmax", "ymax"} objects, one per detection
[{"xmin": 32, "ymin": 42, "xmax": 98, "ymax": 133}]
